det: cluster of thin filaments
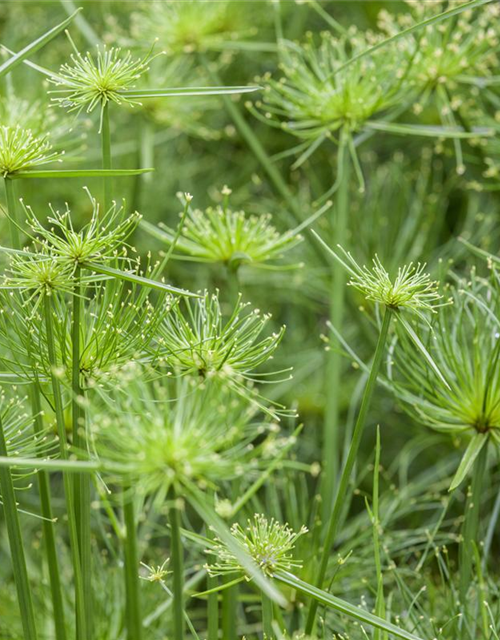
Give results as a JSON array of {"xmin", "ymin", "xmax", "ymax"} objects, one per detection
[
  {"xmin": 49, "ymin": 37, "xmax": 160, "ymax": 129},
  {"xmin": 157, "ymin": 291, "xmax": 285, "ymax": 379},
  {"xmin": 23, "ymin": 190, "xmax": 141, "ymax": 266},
  {"xmin": 250, "ymin": 29, "xmax": 412, "ymax": 139},
  {"xmin": 2, "ymin": 253, "xmax": 76, "ymax": 308},
  {"xmin": 0, "ymin": 125, "xmax": 62, "ymax": 177},
  {"xmin": 207, "ymin": 514, "xmax": 308, "ymax": 578},
  {"xmin": 163, "ymin": 187, "xmax": 302, "ymax": 266},
  {"xmin": 331, "ymin": 245, "xmax": 443, "ymax": 314}
]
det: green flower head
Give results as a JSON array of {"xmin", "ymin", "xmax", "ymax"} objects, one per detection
[
  {"xmin": 206, "ymin": 514, "xmax": 308, "ymax": 578},
  {"xmin": 131, "ymin": 0, "xmax": 254, "ymax": 55},
  {"xmin": 93, "ymin": 374, "xmax": 286, "ymax": 498},
  {"xmin": 389, "ymin": 271, "xmax": 500, "ymax": 441},
  {"xmin": 250, "ymin": 29, "xmax": 413, "ymax": 140},
  {"xmin": 49, "ymin": 34, "xmax": 161, "ymax": 130},
  {"xmin": 0, "ymin": 125, "xmax": 62, "ymax": 177},
  {"xmin": 23, "ymin": 188, "xmax": 141, "ymax": 267},
  {"xmin": 148, "ymin": 187, "xmax": 302, "ymax": 270},
  {"xmin": 315, "ymin": 239, "xmax": 444, "ymax": 317}
]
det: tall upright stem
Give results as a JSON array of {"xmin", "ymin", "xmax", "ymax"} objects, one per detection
[
  {"xmin": 0, "ymin": 414, "xmax": 38, "ymax": 640},
  {"xmin": 44, "ymin": 294, "xmax": 87, "ymax": 640},
  {"xmin": 31, "ymin": 385, "xmax": 67, "ymax": 640},
  {"xmin": 261, "ymin": 593, "xmax": 274, "ymax": 639},
  {"xmin": 207, "ymin": 525, "xmax": 219, "ymax": 640},
  {"xmin": 123, "ymin": 495, "xmax": 142, "ymax": 640},
  {"xmin": 222, "ymin": 581, "xmax": 238, "ymax": 640},
  {"xmin": 101, "ymin": 101, "xmax": 112, "ymax": 211},
  {"xmin": 305, "ymin": 307, "xmax": 393, "ymax": 634},
  {"xmin": 4, "ymin": 177, "xmax": 20, "ymax": 248},
  {"xmin": 169, "ymin": 488, "xmax": 185, "ymax": 640},
  {"xmin": 459, "ymin": 443, "xmax": 488, "ymax": 611},
  {"xmin": 323, "ymin": 148, "xmax": 351, "ymax": 518},
  {"xmin": 71, "ymin": 266, "xmax": 92, "ymax": 640}
]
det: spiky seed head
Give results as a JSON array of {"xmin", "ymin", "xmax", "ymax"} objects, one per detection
[
  {"xmin": 49, "ymin": 39, "xmax": 161, "ymax": 130},
  {"xmin": 156, "ymin": 190, "xmax": 302, "ymax": 268},
  {"xmin": 388, "ymin": 271, "xmax": 500, "ymax": 440},
  {"xmin": 206, "ymin": 514, "xmax": 308, "ymax": 578},
  {"xmin": 252, "ymin": 29, "xmax": 413, "ymax": 140},
  {"xmin": 3, "ymin": 253, "xmax": 76, "ymax": 304},
  {"xmin": 329, "ymin": 244, "xmax": 444, "ymax": 315},
  {"xmin": 23, "ymin": 189, "xmax": 141, "ymax": 267},
  {"xmin": 130, "ymin": 0, "xmax": 252, "ymax": 55},
  {"xmin": 0, "ymin": 125, "xmax": 62, "ymax": 177},
  {"xmin": 92, "ymin": 374, "xmax": 286, "ymax": 496},
  {"xmin": 139, "ymin": 559, "xmax": 170, "ymax": 583}
]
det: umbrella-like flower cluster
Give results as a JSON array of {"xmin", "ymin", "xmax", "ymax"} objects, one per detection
[
  {"xmin": 206, "ymin": 513, "xmax": 308, "ymax": 578},
  {"xmin": 0, "ymin": 125, "xmax": 62, "ymax": 177},
  {"xmin": 145, "ymin": 187, "xmax": 302, "ymax": 269}
]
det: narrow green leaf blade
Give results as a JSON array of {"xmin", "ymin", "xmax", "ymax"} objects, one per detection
[
  {"xmin": 119, "ymin": 86, "xmax": 260, "ymax": 99},
  {"xmin": 0, "ymin": 456, "xmax": 100, "ymax": 473},
  {"xmin": 9, "ymin": 168, "xmax": 155, "ymax": 180},
  {"xmin": 366, "ymin": 121, "xmax": 493, "ymax": 139},
  {"xmin": 449, "ymin": 433, "xmax": 489, "ymax": 492},
  {"xmin": 86, "ymin": 262, "xmax": 198, "ymax": 298},
  {"xmin": 459, "ymin": 237, "xmax": 500, "ymax": 264},
  {"xmin": 398, "ymin": 315, "xmax": 451, "ymax": 390},
  {"xmin": 186, "ymin": 483, "xmax": 287, "ymax": 607},
  {"xmin": 276, "ymin": 572, "xmax": 423, "ymax": 640},
  {"xmin": 0, "ymin": 9, "xmax": 82, "ymax": 78}
]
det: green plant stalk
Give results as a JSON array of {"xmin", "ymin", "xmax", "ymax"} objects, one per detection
[
  {"xmin": 31, "ymin": 385, "xmax": 67, "ymax": 640},
  {"xmin": 305, "ymin": 307, "xmax": 393, "ymax": 635},
  {"xmin": 0, "ymin": 414, "xmax": 38, "ymax": 640},
  {"xmin": 323, "ymin": 148, "xmax": 351, "ymax": 519},
  {"xmin": 44, "ymin": 294, "xmax": 87, "ymax": 640},
  {"xmin": 71, "ymin": 266, "xmax": 92, "ymax": 640},
  {"xmin": 4, "ymin": 177, "xmax": 20, "ymax": 248},
  {"xmin": 101, "ymin": 101, "xmax": 112, "ymax": 210},
  {"xmin": 262, "ymin": 593, "xmax": 274, "ymax": 639},
  {"xmin": 459, "ymin": 443, "xmax": 488, "ymax": 609},
  {"xmin": 169, "ymin": 489, "xmax": 185, "ymax": 640},
  {"xmin": 123, "ymin": 495, "xmax": 142, "ymax": 640},
  {"xmin": 206, "ymin": 525, "xmax": 219, "ymax": 640},
  {"xmin": 222, "ymin": 582, "xmax": 238, "ymax": 640}
]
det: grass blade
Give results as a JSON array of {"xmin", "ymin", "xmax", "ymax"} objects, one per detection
[
  {"xmin": 277, "ymin": 571, "xmax": 424, "ymax": 640},
  {"xmin": 0, "ymin": 9, "xmax": 81, "ymax": 78},
  {"xmin": 449, "ymin": 433, "xmax": 489, "ymax": 492},
  {"xmin": 119, "ymin": 86, "xmax": 260, "ymax": 98},
  {"xmin": 85, "ymin": 263, "xmax": 198, "ymax": 297},
  {"xmin": 9, "ymin": 169, "xmax": 154, "ymax": 179}
]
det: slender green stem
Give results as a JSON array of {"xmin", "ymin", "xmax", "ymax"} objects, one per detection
[
  {"xmin": 305, "ymin": 307, "xmax": 393, "ymax": 635},
  {"xmin": 101, "ymin": 101, "xmax": 112, "ymax": 211},
  {"xmin": 323, "ymin": 146, "xmax": 351, "ymax": 518},
  {"xmin": 4, "ymin": 177, "xmax": 20, "ymax": 248},
  {"xmin": 123, "ymin": 495, "xmax": 142, "ymax": 640},
  {"xmin": 261, "ymin": 593, "xmax": 274, "ymax": 640},
  {"xmin": 169, "ymin": 489, "xmax": 185, "ymax": 640},
  {"xmin": 44, "ymin": 294, "xmax": 87, "ymax": 640},
  {"xmin": 31, "ymin": 385, "xmax": 67, "ymax": 640},
  {"xmin": 222, "ymin": 582, "xmax": 238, "ymax": 640},
  {"xmin": 226, "ymin": 266, "xmax": 240, "ymax": 306},
  {"xmin": 71, "ymin": 266, "xmax": 92, "ymax": 640},
  {"xmin": 0, "ymin": 414, "xmax": 37, "ymax": 640},
  {"xmin": 459, "ymin": 442, "xmax": 488, "ymax": 608},
  {"xmin": 206, "ymin": 526, "xmax": 219, "ymax": 640}
]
